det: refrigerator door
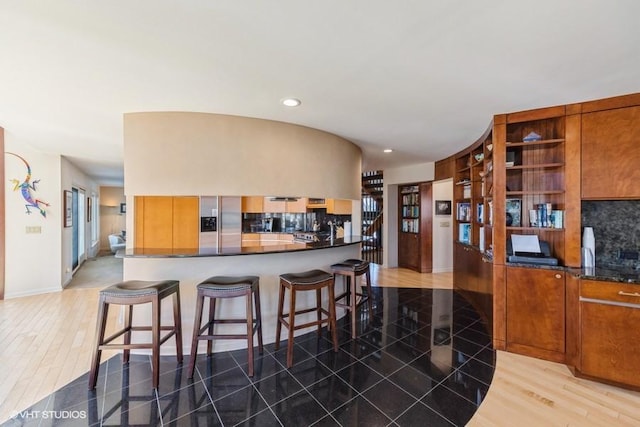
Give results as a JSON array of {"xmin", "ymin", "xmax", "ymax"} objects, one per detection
[{"xmin": 219, "ymin": 196, "xmax": 242, "ymax": 249}]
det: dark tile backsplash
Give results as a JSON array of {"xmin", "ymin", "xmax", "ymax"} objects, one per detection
[{"xmin": 582, "ymin": 200, "xmax": 640, "ymax": 268}]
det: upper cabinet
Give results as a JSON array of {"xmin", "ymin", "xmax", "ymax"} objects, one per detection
[
  {"xmin": 327, "ymin": 199, "xmax": 351, "ymax": 215},
  {"xmin": 242, "ymin": 196, "xmax": 264, "ymax": 213},
  {"xmin": 582, "ymin": 104, "xmax": 640, "ymax": 199}
]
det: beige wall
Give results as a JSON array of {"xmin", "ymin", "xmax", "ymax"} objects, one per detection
[{"xmin": 123, "ymin": 112, "xmax": 362, "ymax": 199}]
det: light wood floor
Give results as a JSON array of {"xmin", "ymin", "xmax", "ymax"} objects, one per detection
[{"xmin": 1, "ymin": 261, "xmax": 639, "ymax": 425}]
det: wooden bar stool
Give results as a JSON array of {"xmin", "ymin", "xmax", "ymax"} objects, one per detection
[
  {"xmin": 331, "ymin": 259, "xmax": 373, "ymax": 339},
  {"xmin": 187, "ymin": 276, "xmax": 263, "ymax": 378},
  {"xmin": 275, "ymin": 269, "xmax": 338, "ymax": 368},
  {"xmin": 88, "ymin": 280, "xmax": 183, "ymax": 390}
]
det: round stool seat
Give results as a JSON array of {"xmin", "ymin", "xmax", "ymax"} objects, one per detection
[
  {"xmin": 197, "ymin": 275, "xmax": 259, "ymax": 292},
  {"xmin": 100, "ymin": 279, "xmax": 179, "ymax": 297},
  {"xmin": 280, "ymin": 269, "xmax": 333, "ymax": 285},
  {"xmin": 331, "ymin": 259, "xmax": 370, "ymax": 273}
]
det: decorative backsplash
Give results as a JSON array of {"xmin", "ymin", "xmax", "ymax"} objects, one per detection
[{"xmin": 582, "ymin": 200, "xmax": 640, "ymax": 268}]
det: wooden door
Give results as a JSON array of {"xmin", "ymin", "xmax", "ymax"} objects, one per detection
[{"xmin": 135, "ymin": 196, "xmax": 173, "ymax": 249}]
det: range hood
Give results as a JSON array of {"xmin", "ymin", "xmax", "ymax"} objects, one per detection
[{"xmin": 268, "ymin": 197, "xmax": 300, "ymax": 202}]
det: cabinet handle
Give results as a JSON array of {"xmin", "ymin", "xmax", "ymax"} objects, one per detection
[{"xmin": 618, "ymin": 291, "xmax": 640, "ymax": 298}]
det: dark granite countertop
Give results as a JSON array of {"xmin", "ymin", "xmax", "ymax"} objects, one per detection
[
  {"xmin": 507, "ymin": 262, "xmax": 640, "ymax": 284},
  {"xmin": 123, "ymin": 236, "xmax": 361, "ymax": 258}
]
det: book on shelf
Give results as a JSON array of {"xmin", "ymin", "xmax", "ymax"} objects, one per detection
[
  {"xmin": 477, "ymin": 203, "xmax": 484, "ymax": 223},
  {"xmin": 529, "ymin": 204, "xmax": 564, "ymax": 228},
  {"xmin": 458, "ymin": 223, "xmax": 471, "ymax": 244},
  {"xmin": 457, "ymin": 202, "xmax": 471, "ymax": 222},
  {"xmin": 488, "ymin": 201, "xmax": 493, "ymax": 225},
  {"xmin": 506, "ymin": 199, "xmax": 521, "ymax": 227},
  {"xmin": 463, "ymin": 184, "xmax": 471, "ymax": 198},
  {"xmin": 479, "ymin": 226, "xmax": 485, "ymax": 252}
]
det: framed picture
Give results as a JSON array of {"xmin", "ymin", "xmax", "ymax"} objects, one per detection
[
  {"xmin": 87, "ymin": 197, "xmax": 92, "ymax": 222},
  {"xmin": 64, "ymin": 190, "xmax": 73, "ymax": 228},
  {"xmin": 120, "ymin": 203, "xmax": 126, "ymax": 214},
  {"xmin": 435, "ymin": 200, "xmax": 452, "ymax": 215}
]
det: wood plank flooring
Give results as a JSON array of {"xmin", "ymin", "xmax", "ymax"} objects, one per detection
[{"xmin": 1, "ymin": 259, "xmax": 639, "ymax": 425}]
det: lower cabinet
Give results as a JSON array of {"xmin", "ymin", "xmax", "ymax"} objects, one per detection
[
  {"xmin": 453, "ymin": 243, "xmax": 493, "ymax": 326},
  {"xmin": 579, "ymin": 280, "xmax": 640, "ymax": 388},
  {"xmin": 506, "ymin": 266, "xmax": 565, "ymax": 363}
]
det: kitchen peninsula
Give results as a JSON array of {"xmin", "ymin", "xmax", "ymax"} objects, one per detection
[{"xmin": 123, "ymin": 111, "xmax": 363, "ymax": 355}]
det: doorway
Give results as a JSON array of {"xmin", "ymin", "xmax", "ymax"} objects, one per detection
[{"xmin": 72, "ymin": 187, "xmax": 86, "ymax": 271}]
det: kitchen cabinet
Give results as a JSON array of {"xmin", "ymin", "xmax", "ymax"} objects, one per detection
[
  {"xmin": 263, "ymin": 197, "xmax": 286, "ymax": 212},
  {"xmin": 327, "ymin": 199, "xmax": 351, "ymax": 215},
  {"xmin": 505, "ymin": 266, "xmax": 565, "ymax": 363},
  {"xmin": 241, "ymin": 233, "xmax": 261, "ymax": 247},
  {"xmin": 582, "ymin": 104, "xmax": 640, "ymax": 199},
  {"xmin": 398, "ymin": 183, "xmax": 432, "ymax": 273},
  {"xmin": 242, "ymin": 196, "xmax": 263, "ymax": 213},
  {"xmin": 286, "ymin": 198, "xmax": 307, "ymax": 213},
  {"xmin": 134, "ymin": 196, "xmax": 199, "ymax": 250},
  {"xmin": 578, "ymin": 279, "xmax": 640, "ymax": 388}
]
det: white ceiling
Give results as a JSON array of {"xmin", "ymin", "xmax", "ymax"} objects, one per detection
[{"xmin": 1, "ymin": 1, "xmax": 639, "ymax": 186}]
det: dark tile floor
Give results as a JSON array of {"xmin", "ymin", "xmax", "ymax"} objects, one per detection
[{"xmin": 5, "ymin": 287, "xmax": 495, "ymax": 427}]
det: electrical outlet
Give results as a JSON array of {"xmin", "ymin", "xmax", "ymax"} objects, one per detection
[
  {"xmin": 25, "ymin": 226, "xmax": 42, "ymax": 234},
  {"xmin": 440, "ymin": 221, "xmax": 450, "ymax": 227}
]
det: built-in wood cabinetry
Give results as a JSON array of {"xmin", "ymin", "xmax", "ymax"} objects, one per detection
[
  {"xmin": 327, "ymin": 199, "xmax": 351, "ymax": 215},
  {"xmin": 242, "ymin": 196, "xmax": 263, "ymax": 213},
  {"xmin": 134, "ymin": 196, "xmax": 199, "ymax": 250},
  {"xmin": 505, "ymin": 267, "xmax": 565, "ymax": 363},
  {"xmin": 582, "ymin": 101, "xmax": 640, "ymax": 199},
  {"xmin": 578, "ymin": 279, "xmax": 640, "ymax": 388},
  {"xmin": 398, "ymin": 183, "xmax": 432, "ymax": 273}
]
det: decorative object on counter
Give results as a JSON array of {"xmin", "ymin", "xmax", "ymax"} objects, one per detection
[
  {"xmin": 343, "ymin": 220, "xmax": 352, "ymax": 237},
  {"xmin": 6, "ymin": 152, "xmax": 50, "ymax": 217},
  {"xmin": 583, "ymin": 226, "xmax": 596, "ymax": 267},
  {"xmin": 474, "ymin": 152, "xmax": 484, "ymax": 162},
  {"xmin": 523, "ymin": 131, "xmax": 542, "ymax": 142}
]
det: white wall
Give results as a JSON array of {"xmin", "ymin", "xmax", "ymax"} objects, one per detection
[
  {"xmin": 5, "ymin": 138, "xmax": 62, "ymax": 298},
  {"xmin": 432, "ymin": 178, "xmax": 453, "ymax": 273},
  {"xmin": 4, "ymin": 135, "xmax": 100, "ymax": 298}
]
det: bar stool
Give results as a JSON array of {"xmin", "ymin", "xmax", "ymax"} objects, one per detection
[
  {"xmin": 275, "ymin": 269, "xmax": 339, "ymax": 368},
  {"xmin": 88, "ymin": 280, "xmax": 183, "ymax": 390},
  {"xmin": 188, "ymin": 276, "xmax": 263, "ymax": 378},
  {"xmin": 331, "ymin": 259, "xmax": 373, "ymax": 339}
]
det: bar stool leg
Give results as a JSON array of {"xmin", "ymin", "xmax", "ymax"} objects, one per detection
[
  {"xmin": 123, "ymin": 304, "xmax": 133, "ymax": 363},
  {"xmin": 254, "ymin": 285, "xmax": 264, "ymax": 354},
  {"xmin": 328, "ymin": 278, "xmax": 339, "ymax": 352},
  {"xmin": 287, "ymin": 287, "xmax": 297, "ymax": 368},
  {"xmin": 207, "ymin": 297, "xmax": 216, "ymax": 356},
  {"xmin": 246, "ymin": 290, "xmax": 254, "ymax": 376},
  {"xmin": 316, "ymin": 288, "xmax": 322, "ymax": 336},
  {"xmin": 275, "ymin": 281, "xmax": 285, "ymax": 350},
  {"xmin": 151, "ymin": 296, "xmax": 161, "ymax": 389},
  {"xmin": 173, "ymin": 290, "xmax": 183, "ymax": 363},
  {"xmin": 88, "ymin": 297, "xmax": 109, "ymax": 390},
  {"xmin": 188, "ymin": 290, "xmax": 205, "ymax": 378}
]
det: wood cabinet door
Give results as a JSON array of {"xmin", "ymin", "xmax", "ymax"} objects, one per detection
[
  {"xmin": 398, "ymin": 232, "xmax": 419, "ymax": 270},
  {"xmin": 135, "ymin": 196, "xmax": 173, "ymax": 249},
  {"xmin": 172, "ymin": 196, "xmax": 199, "ymax": 249},
  {"xmin": 327, "ymin": 199, "xmax": 352, "ymax": 215},
  {"xmin": 285, "ymin": 198, "xmax": 307, "ymax": 213},
  {"xmin": 580, "ymin": 301, "xmax": 640, "ymax": 387},
  {"xmin": 263, "ymin": 197, "xmax": 286, "ymax": 212},
  {"xmin": 506, "ymin": 266, "xmax": 565, "ymax": 362},
  {"xmin": 242, "ymin": 196, "xmax": 264, "ymax": 213},
  {"xmin": 582, "ymin": 106, "xmax": 640, "ymax": 199}
]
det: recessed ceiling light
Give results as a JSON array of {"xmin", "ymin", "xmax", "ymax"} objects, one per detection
[
  {"xmin": 281, "ymin": 98, "xmax": 301, "ymax": 107},
  {"xmin": 383, "ymin": 149, "xmax": 393, "ymax": 153}
]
